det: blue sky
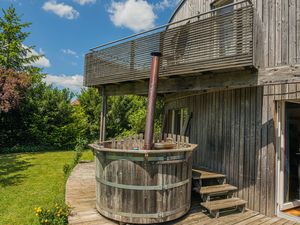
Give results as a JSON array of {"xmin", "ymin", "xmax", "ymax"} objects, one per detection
[{"xmin": 1, "ymin": 0, "xmax": 179, "ymax": 92}]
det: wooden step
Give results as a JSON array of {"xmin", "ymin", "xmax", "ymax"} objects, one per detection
[
  {"xmin": 192, "ymin": 169, "xmax": 226, "ymax": 180},
  {"xmin": 200, "ymin": 184, "xmax": 237, "ymax": 195},
  {"xmin": 199, "ymin": 184, "xmax": 237, "ymax": 201},
  {"xmin": 201, "ymin": 198, "xmax": 247, "ymax": 211},
  {"xmin": 201, "ymin": 197, "xmax": 247, "ymax": 218}
]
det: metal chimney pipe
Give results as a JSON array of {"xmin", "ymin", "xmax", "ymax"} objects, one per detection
[{"xmin": 144, "ymin": 52, "xmax": 162, "ymax": 150}]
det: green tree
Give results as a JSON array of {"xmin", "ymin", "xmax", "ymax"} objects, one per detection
[
  {"xmin": 0, "ymin": 5, "xmax": 40, "ymax": 72},
  {"xmin": 0, "ymin": 5, "xmax": 45, "ymax": 149},
  {"xmin": 0, "ymin": 68, "xmax": 31, "ymax": 112},
  {"xmin": 126, "ymin": 95, "xmax": 164, "ymax": 138},
  {"xmin": 21, "ymin": 84, "xmax": 78, "ymax": 147},
  {"xmin": 78, "ymin": 88, "xmax": 101, "ymax": 141},
  {"xmin": 106, "ymin": 95, "xmax": 164, "ymax": 139}
]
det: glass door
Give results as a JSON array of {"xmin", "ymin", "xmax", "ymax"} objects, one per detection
[
  {"xmin": 284, "ymin": 102, "xmax": 300, "ymax": 206},
  {"xmin": 277, "ymin": 101, "xmax": 300, "ymax": 214}
]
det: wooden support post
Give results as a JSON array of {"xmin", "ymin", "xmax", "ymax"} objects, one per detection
[{"xmin": 99, "ymin": 87, "xmax": 107, "ymax": 143}]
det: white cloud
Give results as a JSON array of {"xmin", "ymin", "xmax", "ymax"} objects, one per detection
[
  {"xmin": 154, "ymin": 0, "xmax": 178, "ymax": 10},
  {"xmin": 32, "ymin": 55, "xmax": 51, "ymax": 68},
  {"xmin": 108, "ymin": 0, "xmax": 156, "ymax": 32},
  {"xmin": 154, "ymin": 0, "xmax": 173, "ymax": 10},
  {"xmin": 73, "ymin": 0, "xmax": 96, "ymax": 5},
  {"xmin": 61, "ymin": 49, "xmax": 79, "ymax": 58},
  {"xmin": 25, "ymin": 46, "xmax": 51, "ymax": 68},
  {"xmin": 42, "ymin": 1, "xmax": 79, "ymax": 20},
  {"xmin": 44, "ymin": 74, "xmax": 83, "ymax": 93}
]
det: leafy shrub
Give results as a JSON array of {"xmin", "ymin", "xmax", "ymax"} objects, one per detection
[
  {"xmin": 34, "ymin": 203, "xmax": 70, "ymax": 225},
  {"xmin": 63, "ymin": 164, "xmax": 71, "ymax": 178},
  {"xmin": 0, "ymin": 68, "xmax": 31, "ymax": 112},
  {"xmin": 73, "ymin": 138, "xmax": 86, "ymax": 164},
  {"xmin": 63, "ymin": 138, "xmax": 87, "ymax": 178}
]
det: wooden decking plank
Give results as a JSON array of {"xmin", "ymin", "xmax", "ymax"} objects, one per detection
[
  {"xmin": 200, "ymin": 211, "xmax": 256, "ymax": 225},
  {"xmin": 214, "ymin": 211, "xmax": 260, "ymax": 225},
  {"xmin": 284, "ymin": 221, "xmax": 299, "ymax": 225},
  {"xmin": 167, "ymin": 205, "xmax": 205, "ymax": 225},
  {"xmin": 199, "ymin": 184, "xmax": 237, "ymax": 194},
  {"xmin": 273, "ymin": 218, "xmax": 295, "ymax": 225},
  {"xmin": 261, "ymin": 217, "xmax": 286, "ymax": 225},
  {"xmin": 171, "ymin": 212, "xmax": 208, "ymax": 225},
  {"xmin": 187, "ymin": 213, "xmax": 215, "ymax": 225},
  {"xmin": 247, "ymin": 216, "xmax": 273, "ymax": 225},
  {"xmin": 234, "ymin": 214, "xmax": 267, "ymax": 225}
]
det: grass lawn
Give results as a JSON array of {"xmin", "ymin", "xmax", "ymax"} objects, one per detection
[{"xmin": 0, "ymin": 150, "xmax": 94, "ymax": 225}]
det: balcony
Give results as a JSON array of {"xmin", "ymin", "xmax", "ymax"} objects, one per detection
[{"xmin": 84, "ymin": 0, "xmax": 259, "ymax": 87}]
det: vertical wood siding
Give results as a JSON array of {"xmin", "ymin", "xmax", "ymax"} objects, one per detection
[
  {"xmin": 165, "ymin": 83, "xmax": 300, "ymax": 216},
  {"xmin": 170, "ymin": 0, "xmax": 300, "ymax": 67}
]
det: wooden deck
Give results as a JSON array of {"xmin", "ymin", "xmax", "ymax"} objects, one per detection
[{"xmin": 66, "ymin": 162, "xmax": 299, "ymax": 225}]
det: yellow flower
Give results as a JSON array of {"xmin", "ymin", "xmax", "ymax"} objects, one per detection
[
  {"xmin": 45, "ymin": 219, "xmax": 48, "ymax": 223},
  {"xmin": 35, "ymin": 213, "xmax": 38, "ymax": 216}
]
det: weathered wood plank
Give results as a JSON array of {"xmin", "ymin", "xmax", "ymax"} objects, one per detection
[
  {"xmin": 192, "ymin": 169, "xmax": 226, "ymax": 180},
  {"xmin": 234, "ymin": 88, "xmax": 241, "ymax": 192},
  {"xmin": 238, "ymin": 88, "xmax": 246, "ymax": 199},
  {"xmin": 289, "ymin": 0, "xmax": 297, "ymax": 65},
  {"xmin": 263, "ymin": 0, "xmax": 269, "ymax": 67},
  {"xmin": 103, "ymin": 66, "xmax": 300, "ymax": 96},
  {"xmin": 275, "ymin": 0, "xmax": 282, "ymax": 66},
  {"xmin": 266, "ymin": 85, "xmax": 276, "ymax": 216},
  {"xmin": 248, "ymin": 87, "xmax": 256, "ymax": 210},
  {"xmin": 281, "ymin": 0, "xmax": 289, "ymax": 65},
  {"xmin": 254, "ymin": 86, "xmax": 262, "ymax": 212},
  {"xmin": 268, "ymin": 0, "xmax": 276, "ymax": 67},
  {"xmin": 243, "ymin": 87, "xmax": 251, "ymax": 203},
  {"xmin": 199, "ymin": 184, "xmax": 237, "ymax": 195},
  {"xmin": 201, "ymin": 198, "xmax": 247, "ymax": 211}
]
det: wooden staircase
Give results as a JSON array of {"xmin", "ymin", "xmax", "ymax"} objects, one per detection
[{"xmin": 192, "ymin": 169, "xmax": 247, "ymax": 218}]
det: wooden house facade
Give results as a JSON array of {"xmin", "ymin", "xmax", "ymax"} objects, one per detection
[{"xmin": 84, "ymin": 0, "xmax": 300, "ymax": 222}]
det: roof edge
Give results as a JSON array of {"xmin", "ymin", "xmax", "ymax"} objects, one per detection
[{"xmin": 168, "ymin": 0, "xmax": 187, "ymax": 23}]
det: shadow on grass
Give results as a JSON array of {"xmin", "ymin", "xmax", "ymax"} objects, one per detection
[{"xmin": 0, "ymin": 154, "xmax": 33, "ymax": 187}]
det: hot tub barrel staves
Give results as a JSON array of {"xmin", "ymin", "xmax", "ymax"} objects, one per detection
[{"xmin": 91, "ymin": 140, "xmax": 197, "ymax": 224}]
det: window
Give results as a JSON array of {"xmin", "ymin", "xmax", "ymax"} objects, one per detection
[{"xmin": 166, "ymin": 108, "xmax": 189, "ymax": 135}]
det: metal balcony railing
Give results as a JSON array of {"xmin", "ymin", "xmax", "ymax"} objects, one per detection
[{"xmin": 84, "ymin": 0, "xmax": 255, "ymax": 86}]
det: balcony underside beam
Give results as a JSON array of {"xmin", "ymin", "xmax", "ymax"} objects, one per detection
[{"xmin": 98, "ymin": 66, "xmax": 300, "ymax": 96}]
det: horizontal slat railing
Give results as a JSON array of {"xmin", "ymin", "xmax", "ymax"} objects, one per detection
[{"xmin": 84, "ymin": 2, "xmax": 254, "ymax": 86}]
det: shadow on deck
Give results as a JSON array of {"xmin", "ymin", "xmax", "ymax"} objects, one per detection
[{"xmin": 66, "ymin": 162, "xmax": 297, "ymax": 225}]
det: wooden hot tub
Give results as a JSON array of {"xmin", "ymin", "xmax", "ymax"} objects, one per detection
[{"xmin": 90, "ymin": 139, "xmax": 197, "ymax": 224}]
